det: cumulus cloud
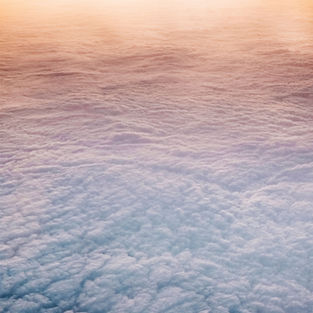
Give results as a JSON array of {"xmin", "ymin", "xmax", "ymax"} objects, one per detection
[{"xmin": 1, "ymin": 0, "xmax": 313, "ymax": 312}]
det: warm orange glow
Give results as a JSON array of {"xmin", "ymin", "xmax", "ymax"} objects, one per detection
[{"xmin": 1, "ymin": 0, "xmax": 312, "ymax": 88}]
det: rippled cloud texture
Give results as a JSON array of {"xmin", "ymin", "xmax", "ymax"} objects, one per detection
[{"xmin": 1, "ymin": 0, "xmax": 313, "ymax": 312}]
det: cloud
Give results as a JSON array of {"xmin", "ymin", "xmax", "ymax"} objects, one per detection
[{"xmin": 1, "ymin": 1, "xmax": 313, "ymax": 312}]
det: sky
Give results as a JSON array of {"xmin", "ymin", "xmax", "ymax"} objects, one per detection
[{"xmin": 0, "ymin": 1, "xmax": 313, "ymax": 312}]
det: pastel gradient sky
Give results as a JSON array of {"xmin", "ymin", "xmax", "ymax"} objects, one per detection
[{"xmin": 1, "ymin": 1, "xmax": 313, "ymax": 313}]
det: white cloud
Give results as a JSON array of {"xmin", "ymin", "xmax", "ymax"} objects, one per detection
[{"xmin": 1, "ymin": 1, "xmax": 313, "ymax": 312}]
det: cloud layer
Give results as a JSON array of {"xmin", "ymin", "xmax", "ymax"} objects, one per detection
[{"xmin": 1, "ymin": 1, "xmax": 313, "ymax": 312}]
